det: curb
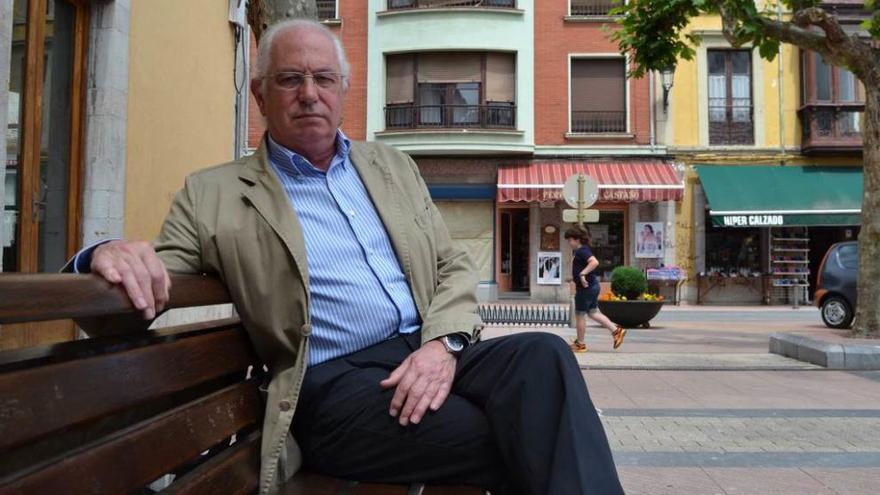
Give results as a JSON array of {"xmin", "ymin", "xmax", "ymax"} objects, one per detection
[{"xmin": 769, "ymin": 332, "xmax": 880, "ymax": 370}]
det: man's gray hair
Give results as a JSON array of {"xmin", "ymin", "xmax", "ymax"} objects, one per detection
[{"xmin": 255, "ymin": 19, "xmax": 351, "ymax": 90}]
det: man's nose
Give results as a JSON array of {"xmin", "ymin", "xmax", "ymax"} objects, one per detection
[{"xmin": 297, "ymin": 77, "xmax": 319, "ymax": 103}]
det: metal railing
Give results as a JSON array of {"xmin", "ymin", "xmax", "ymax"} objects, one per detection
[
  {"xmin": 388, "ymin": 0, "xmax": 516, "ymax": 9},
  {"xmin": 800, "ymin": 103, "xmax": 864, "ymax": 152},
  {"xmin": 317, "ymin": 0, "xmax": 337, "ymax": 19},
  {"xmin": 570, "ymin": 0, "xmax": 617, "ymax": 16},
  {"xmin": 478, "ymin": 304, "xmax": 571, "ymax": 327},
  {"xmin": 570, "ymin": 111, "xmax": 626, "ymax": 133},
  {"xmin": 385, "ymin": 104, "xmax": 516, "ymax": 130}
]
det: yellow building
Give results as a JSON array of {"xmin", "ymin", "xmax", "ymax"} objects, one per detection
[
  {"xmin": 1, "ymin": 0, "xmax": 244, "ymax": 348},
  {"xmin": 664, "ymin": 8, "xmax": 865, "ymax": 305}
]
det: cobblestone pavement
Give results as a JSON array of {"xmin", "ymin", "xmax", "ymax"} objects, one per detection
[
  {"xmin": 587, "ymin": 370, "xmax": 880, "ymax": 494},
  {"xmin": 482, "ymin": 311, "xmax": 880, "ymax": 494}
]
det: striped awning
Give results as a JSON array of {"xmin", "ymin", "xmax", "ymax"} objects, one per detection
[{"xmin": 497, "ymin": 161, "xmax": 684, "ymax": 203}]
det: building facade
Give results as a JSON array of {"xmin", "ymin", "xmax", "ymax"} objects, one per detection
[{"xmin": 666, "ymin": 5, "xmax": 866, "ymax": 306}]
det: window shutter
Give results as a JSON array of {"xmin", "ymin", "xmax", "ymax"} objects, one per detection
[
  {"xmin": 417, "ymin": 53, "xmax": 482, "ymax": 83},
  {"xmin": 486, "ymin": 53, "xmax": 515, "ymax": 102},
  {"xmin": 570, "ymin": 58, "xmax": 625, "ymax": 112},
  {"xmin": 386, "ymin": 54, "xmax": 414, "ymax": 104}
]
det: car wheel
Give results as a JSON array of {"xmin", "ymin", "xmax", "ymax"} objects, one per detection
[{"xmin": 821, "ymin": 296, "xmax": 854, "ymax": 329}]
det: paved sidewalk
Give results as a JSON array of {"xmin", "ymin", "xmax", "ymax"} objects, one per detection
[{"xmin": 481, "ymin": 308, "xmax": 880, "ymax": 494}]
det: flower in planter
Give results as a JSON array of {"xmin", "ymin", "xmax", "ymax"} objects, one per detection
[
  {"xmin": 605, "ymin": 267, "xmax": 664, "ymax": 302},
  {"xmin": 610, "ymin": 266, "xmax": 647, "ymax": 300}
]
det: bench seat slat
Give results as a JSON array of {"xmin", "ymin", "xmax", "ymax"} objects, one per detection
[
  {"xmin": 277, "ymin": 473, "xmax": 484, "ymax": 495},
  {"xmin": 0, "ymin": 324, "xmax": 256, "ymax": 453},
  {"xmin": 0, "ymin": 380, "xmax": 262, "ymax": 494}
]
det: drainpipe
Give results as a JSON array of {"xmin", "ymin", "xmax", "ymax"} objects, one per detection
[
  {"xmin": 649, "ymin": 70, "xmax": 657, "ymax": 151},
  {"xmin": 777, "ymin": 1, "xmax": 786, "ymax": 165}
]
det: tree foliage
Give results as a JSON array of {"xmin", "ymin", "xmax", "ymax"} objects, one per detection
[{"xmin": 611, "ymin": 0, "xmax": 879, "ymax": 85}]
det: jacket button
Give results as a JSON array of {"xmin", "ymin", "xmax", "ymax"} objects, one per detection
[
  {"xmin": 279, "ymin": 400, "xmax": 291, "ymax": 412},
  {"xmin": 300, "ymin": 324, "xmax": 312, "ymax": 337}
]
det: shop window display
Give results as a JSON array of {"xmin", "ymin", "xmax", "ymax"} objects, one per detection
[
  {"xmin": 585, "ymin": 211, "xmax": 624, "ymax": 281},
  {"xmin": 704, "ymin": 215, "xmax": 762, "ymax": 276}
]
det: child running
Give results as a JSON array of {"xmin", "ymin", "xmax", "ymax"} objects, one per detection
[{"xmin": 564, "ymin": 227, "xmax": 626, "ymax": 353}]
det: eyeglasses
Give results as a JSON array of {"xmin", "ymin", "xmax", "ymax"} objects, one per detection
[{"xmin": 268, "ymin": 71, "xmax": 344, "ymax": 90}]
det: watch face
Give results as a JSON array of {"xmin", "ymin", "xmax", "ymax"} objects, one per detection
[{"xmin": 445, "ymin": 335, "xmax": 466, "ymax": 352}]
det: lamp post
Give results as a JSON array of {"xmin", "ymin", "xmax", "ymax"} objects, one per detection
[{"xmin": 661, "ymin": 66, "xmax": 675, "ymax": 113}]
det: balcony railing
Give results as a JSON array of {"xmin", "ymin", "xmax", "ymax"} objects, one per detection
[
  {"xmin": 570, "ymin": 111, "xmax": 626, "ymax": 133},
  {"xmin": 385, "ymin": 104, "xmax": 516, "ymax": 130},
  {"xmin": 800, "ymin": 103, "xmax": 864, "ymax": 153},
  {"xmin": 317, "ymin": 0, "xmax": 337, "ymax": 19},
  {"xmin": 388, "ymin": 0, "xmax": 516, "ymax": 10},
  {"xmin": 570, "ymin": 0, "xmax": 617, "ymax": 16}
]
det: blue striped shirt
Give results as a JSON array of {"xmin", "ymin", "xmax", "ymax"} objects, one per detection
[{"xmin": 266, "ymin": 132, "xmax": 421, "ymax": 366}]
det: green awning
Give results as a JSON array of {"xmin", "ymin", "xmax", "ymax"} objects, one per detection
[{"xmin": 695, "ymin": 165, "xmax": 863, "ymax": 228}]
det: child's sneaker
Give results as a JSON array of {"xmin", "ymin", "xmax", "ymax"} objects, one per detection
[{"xmin": 570, "ymin": 339, "xmax": 588, "ymax": 353}]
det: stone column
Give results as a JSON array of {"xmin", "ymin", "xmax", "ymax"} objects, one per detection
[{"xmin": 81, "ymin": 0, "xmax": 131, "ymax": 245}]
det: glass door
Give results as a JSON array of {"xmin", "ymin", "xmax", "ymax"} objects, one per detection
[{"xmin": 2, "ymin": 0, "xmax": 88, "ymax": 349}]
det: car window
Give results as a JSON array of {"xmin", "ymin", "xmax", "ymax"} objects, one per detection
[{"xmin": 836, "ymin": 244, "xmax": 859, "ymax": 270}]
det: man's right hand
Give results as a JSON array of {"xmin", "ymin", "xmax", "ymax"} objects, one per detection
[{"xmin": 91, "ymin": 241, "xmax": 170, "ymax": 320}]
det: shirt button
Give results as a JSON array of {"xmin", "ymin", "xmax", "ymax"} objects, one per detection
[
  {"xmin": 348, "ymin": 210, "xmax": 355, "ymax": 217},
  {"xmin": 279, "ymin": 400, "xmax": 292, "ymax": 412}
]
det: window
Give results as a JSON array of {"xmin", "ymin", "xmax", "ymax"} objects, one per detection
[
  {"xmin": 316, "ymin": 0, "xmax": 337, "ymax": 20},
  {"xmin": 570, "ymin": 58, "xmax": 626, "ymax": 133},
  {"xmin": 569, "ymin": 0, "xmax": 615, "ymax": 16},
  {"xmin": 800, "ymin": 51, "xmax": 865, "ymax": 151},
  {"xmin": 705, "ymin": 211, "xmax": 762, "ymax": 276},
  {"xmin": 384, "ymin": 52, "xmax": 516, "ymax": 129},
  {"xmin": 836, "ymin": 244, "xmax": 858, "ymax": 271},
  {"xmin": 388, "ymin": 0, "xmax": 516, "ymax": 9},
  {"xmin": 707, "ymin": 50, "xmax": 754, "ymax": 145}
]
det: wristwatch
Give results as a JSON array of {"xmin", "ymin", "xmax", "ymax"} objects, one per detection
[{"xmin": 439, "ymin": 333, "xmax": 469, "ymax": 357}]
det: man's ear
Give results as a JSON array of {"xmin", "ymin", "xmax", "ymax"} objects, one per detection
[{"xmin": 250, "ymin": 78, "xmax": 267, "ymax": 116}]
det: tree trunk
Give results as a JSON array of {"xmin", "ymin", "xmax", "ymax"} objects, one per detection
[
  {"xmin": 247, "ymin": 0, "xmax": 317, "ymax": 43},
  {"xmin": 853, "ymin": 81, "xmax": 880, "ymax": 337}
]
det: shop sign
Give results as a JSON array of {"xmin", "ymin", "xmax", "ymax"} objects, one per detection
[
  {"xmin": 601, "ymin": 189, "xmax": 641, "ymax": 202},
  {"xmin": 721, "ymin": 215, "xmax": 784, "ymax": 227}
]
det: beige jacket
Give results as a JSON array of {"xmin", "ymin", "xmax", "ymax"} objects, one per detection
[{"xmin": 151, "ymin": 140, "xmax": 483, "ymax": 494}]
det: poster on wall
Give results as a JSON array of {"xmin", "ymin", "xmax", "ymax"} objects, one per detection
[
  {"xmin": 537, "ymin": 251, "xmax": 562, "ymax": 285},
  {"xmin": 636, "ymin": 222, "xmax": 664, "ymax": 258}
]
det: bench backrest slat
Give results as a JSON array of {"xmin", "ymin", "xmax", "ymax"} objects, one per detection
[
  {"xmin": 1, "ymin": 380, "xmax": 262, "ymax": 494},
  {"xmin": 162, "ymin": 430, "xmax": 261, "ymax": 495},
  {"xmin": 0, "ymin": 321, "xmax": 256, "ymax": 454},
  {"xmin": 0, "ymin": 274, "xmax": 230, "ymax": 324}
]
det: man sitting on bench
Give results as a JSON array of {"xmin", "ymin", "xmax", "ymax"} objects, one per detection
[{"xmin": 72, "ymin": 19, "xmax": 623, "ymax": 495}]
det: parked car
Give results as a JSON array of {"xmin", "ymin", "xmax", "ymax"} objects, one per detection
[{"xmin": 815, "ymin": 241, "xmax": 858, "ymax": 329}]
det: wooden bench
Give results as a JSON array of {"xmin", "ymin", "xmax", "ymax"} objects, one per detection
[{"xmin": 0, "ymin": 274, "xmax": 484, "ymax": 495}]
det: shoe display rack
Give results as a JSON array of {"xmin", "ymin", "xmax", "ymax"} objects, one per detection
[{"xmin": 769, "ymin": 227, "xmax": 810, "ymax": 306}]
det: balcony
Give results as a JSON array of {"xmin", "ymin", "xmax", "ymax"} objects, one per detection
[
  {"xmin": 800, "ymin": 103, "xmax": 865, "ymax": 154},
  {"xmin": 385, "ymin": 104, "xmax": 516, "ymax": 130},
  {"xmin": 316, "ymin": 0, "xmax": 337, "ymax": 20},
  {"xmin": 569, "ymin": 0, "xmax": 617, "ymax": 16},
  {"xmin": 570, "ymin": 111, "xmax": 626, "ymax": 133},
  {"xmin": 387, "ymin": 0, "xmax": 516, "ymax": 10}
]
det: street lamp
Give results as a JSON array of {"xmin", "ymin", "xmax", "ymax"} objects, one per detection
[{"xmin": 661, "ymin": 66, "xmax": 675, "ymax": 112}]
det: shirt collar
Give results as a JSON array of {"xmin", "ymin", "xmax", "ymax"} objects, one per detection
[{"xmin": 266, "ymin": 130, "xmax": 352, "ymax": 179}]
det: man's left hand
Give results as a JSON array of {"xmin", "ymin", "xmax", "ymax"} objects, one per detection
[{"xmin": 380, "ymin": 340, "xmax": 456, "ymax": 426}]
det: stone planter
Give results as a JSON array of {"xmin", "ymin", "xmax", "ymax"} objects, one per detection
[{"xmin": 597, "ymin": 300, "xmax": 664, "ymax": 328}]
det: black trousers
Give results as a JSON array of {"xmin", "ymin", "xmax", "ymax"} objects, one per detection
[{"xmin": 293, "ymin": 332, "xmax": 624, "ymax": 495}]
